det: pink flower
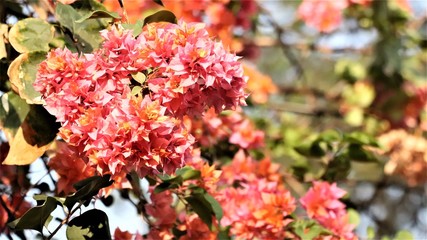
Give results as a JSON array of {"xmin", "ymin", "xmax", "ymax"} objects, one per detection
[
  {"xmin": 300, "ymin": 181, "xmax": 357, "ymax": 240},
  {"xmin": 297, "ymin": 0, "xmax": 348, "ymax": 32},
  {"xmin": 48, "ymin": 141, "xmax": 95, "ymax": 195},
  {"xmin": 229, "ymin": 119, "xmax": 264, "ymax": 149},
  {"xmin": 218, "ymin": 179, "xmax": 295, "ymax": 239}
]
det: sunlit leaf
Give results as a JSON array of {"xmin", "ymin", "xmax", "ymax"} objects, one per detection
[
  {"xmin": 122, "ymin": 19, "xmax": 144, "ymax": 37},
  {"xmin": 176, "ymin": 166, "xmax": 201, "ymax": 181},
  {"xmin": 7, "ymin": 52, "xmax": 46, "ymax": 104},
  {"xmin": 66, "ymin": 209, "xmax": 111, "ymax": 240},
  {"xmin": 3, "ymin": 127, "xmax": 51, "ymax": 165},
  {"xmin": 131, "ymin": 72, "xmax": 146, "ymax": 84},
  {"xmin": 8, "ymin": 18, "xmax": 54, "ymax": 53},
  {"xmin": 394, "ymin": 230, "xmax": 413, "ymax": 240},
  {"xmin": 347, "ymin": 208, "xmax": 360, "ymax": 227},
  {"xmin": 8, "ymin": 197, "xmax": 59, "ymax": 232},
  {"xmin": 0, "ymin": 92, "xmax": 30, "ymax": 141}
]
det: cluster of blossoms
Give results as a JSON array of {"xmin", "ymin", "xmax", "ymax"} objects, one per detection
[
  {"xmin": 188, "ymin": 107, "xmax": 264, "ymax": 149},
  {"xmin": 298, "ymin": 0, "xmax": 411, "ymax": 32},
  {"xmin": 34, "ymin": 21, "xmax": 247, "ymax": 181},
  {"xmin": 300, "ymin": 181, "xmax": 357, "ymax": 240},
  {"xmin": 377, "ymin": 129, "xmax": 427, "ymax": 186},
  {"xmin": 217, "ymin": 150, "xmax": 296, "ymax": 239}
]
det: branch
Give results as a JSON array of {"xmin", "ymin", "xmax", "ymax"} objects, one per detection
[{"xmin": 257, "ymin": 4, "xmax": 306, "ymax": 81}]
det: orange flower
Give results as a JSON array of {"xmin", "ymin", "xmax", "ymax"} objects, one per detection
[{"xmin": 243, "ymin": 63, "xmax": 278, "ymax": 104}]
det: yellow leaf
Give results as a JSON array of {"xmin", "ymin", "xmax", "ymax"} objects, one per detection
[{"xmin": 2, "ymin": 127, "xmax": 52, "ymax": 165}]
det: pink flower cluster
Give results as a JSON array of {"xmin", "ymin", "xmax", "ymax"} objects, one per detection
[
  {"xmin": 300, "ymin": 181, "xmax": 357, "ymax": 240},
  {"xmin": 34, "ymin": 21, "xmax": 247, "ymax": 179},
  {"xmin": 189, "ymin": 107, "xmax": 264, "ymax": 149},
  {"xmin": 218, "ymin": 179, "xmax": 295, "ymax": 239},
  {"xmin": 298, "ymin": 0, "xmax": 412, "ymax": 32},
  {"xmin": 217, "ymin": 150, "xmax": 295, "ymax": 239}
]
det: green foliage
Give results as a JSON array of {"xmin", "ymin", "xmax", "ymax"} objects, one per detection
[
  {"xmin": 290, "ymin": 219, "xmax": 331, "ymax": 240},
  {"xmin": 64, "ymin": 175, "xmax": 114, "ymax": 210},
  {"xmin": 66, "ymin": 209, "xmax": 112, "ymax": 240},
  {"xmin": 155, "ymin": 166, "xmax": 201, "ymax": 193},
  {"xmin": 143, "ymin": 10, "xmax": 177, "ymax": 26},
  {"xmin": 8, "ymin": 18, "xmax": 54, "ymax": 53},
  {"xmin": 55, "ymin": 2, "xmax": 109, "ymax": 52},
  {"xmin": 8, "ymin": 197, "xmax": 59, "ymax": 232},
  {"xmin": 0, "ymin": 91, "xmax": 29, "ymax": 140},
  {"xmin": 7, "ymin": 51, "xmax": 46, "ymax": 104},
  {"xmin": 185, "ymin": 187, "xmax": 223, "ymax": 230}
]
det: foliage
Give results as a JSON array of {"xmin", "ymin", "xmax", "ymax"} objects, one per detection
[{"xmin": 0, "ymin": 0, "xmax": 426, "ymax": 239}]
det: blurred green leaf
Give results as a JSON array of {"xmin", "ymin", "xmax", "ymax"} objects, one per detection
[
  {"xmin": 8, "ymin": 197, "xmax": 59, "ymax": 232},
  {"xmin": 7, "ymin": 51, "xmax": 46, "ymax": 104},
  {"xmin": 344, "ymin": 132, "xmax": 379, "ymax": 147},
  {"xmin": 347, "ymin": 209, "xmax": 360, "ymax": 227},
  {"xmin": 185, "ymin": 187, "xmax": 223, "ymax": 229},
  {"xmin": 122, "ymin": 19, "xmax": 144, "ymax": 37},
  {"xmin": 66, "ymin": 209, "xmax": 111, "ymax": 240},
  {"xmin": 176, "ymin": 166, "xmax": 201, "ymax": 181},
  {"xmin": 76, "ymin": 9, "xmax": 120, "ymax": 23},
  {"xmin": 347, "ymin": 144, "xmax": 377, "ymax": 162},
  {"xmin": 9, "ymin": 18, "xmax": 54, "ymax": 53},
  {"xmin": 291, "ymin": 219, "xmax": 331, "ymax": 240},
  {"xmin": 394, "ymin": 230, "xmax": 413, "ymax": 240},
  {"xmin": 144, "ymin": 10, "xmax": 177, "ymax": 26}
]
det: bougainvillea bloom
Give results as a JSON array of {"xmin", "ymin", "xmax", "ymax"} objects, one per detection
[
  {"xmin": 34, "ymin": 21, "xmax": 247, "ymax": 180},
  {"xmin": 218, "ymin": 179, "xmax": 295, "ymax": 239},
  {"xmin": 300, "ymin": 181, "xmax": 357, "ymax": 240},
  {"xmin": 48, "ymin": 141, "xmax": 95, "ymax": 195},
  {"xmin": 297, "ymin": 0, "xmax": 348, "ymax": 32}
]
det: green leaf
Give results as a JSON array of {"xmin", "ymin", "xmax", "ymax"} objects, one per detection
[
  {"xmin": 294, "ymin": 140, "xmax": 326, "ymax": 157},
  {"xmin": 367, "ymin": 226, "xmax": 376, "ymax": 239},
  {"xmin": 176, "ymin": 166, "xmax": 201, "ymax": 181},
  {"xmin": 131, "ymin": 72, "xmax": 146, "ymax": 84},
  {"xmin": 131, "ymin": 86, "xmax": 143, "ymax": 96},
  {"xmin": 9, "ymin": 18, "xmax": 54, "ymax": 53},
  {"xmin": 185, "ymin": 188, "xmax": 223, "ymax": 229},
  {"xmin": 66, "ymin": 209, "xmax": 111, "ymax": 240},
  {"xmin": 394, "ymin": 230, "xmax": 413, "ymax": 240},
  {"xmin": 0, "ymin": 92, "xmax": 30, "ymax": 141},
  {"xmin": 347, "ymin": 209, "xmax": 360, "ymax": 227},
  {"xmin": 185, "ymin": 195, "xmax": 214, "ymax": 229},
  {"xmin": 122, "ymin": 19, "xmax": 144, "ymax": 37},
  {"xmin": 76, "ymin": 9, "xmax": 120, "ymax": 23},
  {"xmin": 347, "ymin": 144, "xmax": 377, "ymax": 162},
  {"xmin": 203, "ymin": 192, "xmax": 223, "ymax": 222},
  {"xmin": 55, "ymin": 3, "xmax": 108, "ymax": 52},
  {"xmin": 290, "ymin": 219, "xmax": 331, "ymax": 240},
  {"xmin": 64, "ymin": 175, "xmax": 114, "ymax": 210},
  {"xmin": 8, "ymin": 197, "xmax": 59, "ymax": 232},
  {"xmin": 7, "ymin": 51, "xmax": 46, "ymax": 104},
  {"xmin": 344, "ymin": 132, "xmax": 379, "ymax": 147},
  {"xmin": 143, "ymin": 10, "xmax": 177, "ymax": 26}
]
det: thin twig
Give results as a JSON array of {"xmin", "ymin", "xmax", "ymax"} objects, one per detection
[
  {"xmin": 257, "ymin": 4, "xmax": 306, "ymax": 82},
  {"xmin": 46, "ymin": 201, "xmax": 84, "ymax": 240}
]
